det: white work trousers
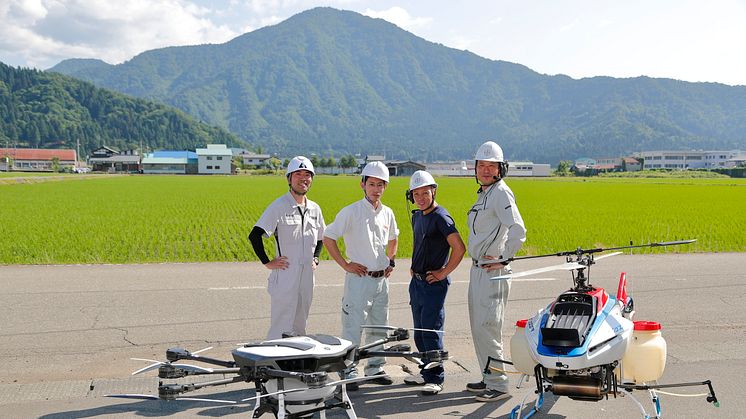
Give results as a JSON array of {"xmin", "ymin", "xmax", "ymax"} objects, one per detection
[
  {"xmin": 267, "ymin": 263, "xmax": 314, "ymax": 340},
  {"xmin": 468, "ymin": 265, "xmax": 512, "ymax": 392},
  {"xmin": 341, "ymin": 272, "xmax": 389, "ymax": 376}
]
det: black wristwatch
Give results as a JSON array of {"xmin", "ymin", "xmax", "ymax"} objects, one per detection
[
  {"xmin": 313, "ymin": 257, "xmax": 320, "ymax": 266},
  {"xmin": 389, "ymin": 258, "xmax": 396, "ymax": 268}
]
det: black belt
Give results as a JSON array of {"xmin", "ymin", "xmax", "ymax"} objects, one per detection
[
  {"xmin": 367, "ymin": 270, "xmax": 386, "ymax": 278},
  {"xmin": 413, "ymin": 272, "xmax": 428, "ymax": 281}
]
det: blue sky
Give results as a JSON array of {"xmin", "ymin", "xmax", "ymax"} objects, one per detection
[{"xmin": 1, "ymin": 0, "xmax": 745, "ymax": 86}]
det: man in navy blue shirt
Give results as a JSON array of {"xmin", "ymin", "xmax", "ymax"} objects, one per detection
[{"xmin": 403, "ymin": 170, "xmax": 465, "ymax": 395}]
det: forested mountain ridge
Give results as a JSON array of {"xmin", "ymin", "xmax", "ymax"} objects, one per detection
[
  {"xmin": 50, "ymin": 7, "xmax": 746, "ymax": 163},
  {"xmin": 1, "ymin": 62, "xmax": 245, "ymax": 156}
]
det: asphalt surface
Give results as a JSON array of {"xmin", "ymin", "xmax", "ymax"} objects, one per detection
[{"xmin": 1, "ymin": 253, "xmax": 743, "ymax": 418}]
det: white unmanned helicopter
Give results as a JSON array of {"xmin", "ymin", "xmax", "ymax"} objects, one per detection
[
  {"xmin": 488, "ymin": 240, "xmax": 719, "ymax": 419},
  {"xmin": 108, "ymin": 326, "xmax": 447, "ymax": 418}
]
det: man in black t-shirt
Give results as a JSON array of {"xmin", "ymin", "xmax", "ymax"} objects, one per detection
[{"xmin": 403, "ymin": 171, "xmax": 465, "ymax": 395}]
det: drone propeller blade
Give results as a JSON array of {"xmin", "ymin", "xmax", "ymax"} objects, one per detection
[
  {"xmin": 240, "ymin": 388, "xmax": 305, "ymax": 402},
  {"xmin": 105, "ymin": 393, "xmax": 160, "ymax": 400},
  {"xmin": 191, "ymin": 346, "xmax": 213, "ymax": 355},
  {"xmin": 172, "ymin": 363, "xmax": 214, "ymax": 374},
  {"xmin": 423, "ymin": 362, "xmax": 442, "ymax": 370},
  {"xmin": 130, "ymin": 357, "xmax": 163, "ymax": 364},
  {"xmin": 176, "ymin": 397, "xmax": 236, "ymax": 404},
  {"xmin": 131, "ymin": 362, "xmax": 163, "ymax": 376},
  {"xmin": 491, "ymin": 261, "xmax": 582, "ymax": 280}
]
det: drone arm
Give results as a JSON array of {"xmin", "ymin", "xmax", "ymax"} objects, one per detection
[
  {"xmin": 159, "ymin": 375, "xmax": 245, "ymax": 398},
  {"xmin": 179, "ymin": 354, "xmax": 236, "ymax": 368},
  {"xmin": 184, "ymin": 367, "xmax": 241, "ymax": 376},
  {"xmin": 357, "ymin": 328, "xmax": 409, "ymax": 354}
]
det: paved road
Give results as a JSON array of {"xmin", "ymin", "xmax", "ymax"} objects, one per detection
[{"xmin": 1, "ymin": 253, "xmax": 743, "ymax": 418}]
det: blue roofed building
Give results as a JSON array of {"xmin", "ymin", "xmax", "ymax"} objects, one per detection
[{"xmin": 142, "ymin": 151, "xmax": 198, "ymax": 174}]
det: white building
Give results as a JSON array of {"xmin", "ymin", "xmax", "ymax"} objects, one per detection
[
  {"xmin": 636, "ymin": 150, "xmax": 743, "ymax": 170},
  {"xmin": 241, "ymin": 152, "xmax": 271, "ymax": 168},
  {"xmin": 509, "ymin": 162, "xmax": 552, "ymax": 177},
  {"xmin": 428, "ymin": 161, "xmax": 551, "ymax": 177},
  {"xmin": 196, "ymin": 144, "xmax": 232, "ymax": 174}
]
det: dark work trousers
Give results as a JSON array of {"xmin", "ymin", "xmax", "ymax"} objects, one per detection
[{"xmin": 409, "ymin": 275, "xmax": 449, "ymax": 384}]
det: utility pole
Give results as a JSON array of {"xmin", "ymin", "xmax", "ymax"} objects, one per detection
[{"xmin": 76, "ymin": 138, "xmax": 81, "ymax": 169}]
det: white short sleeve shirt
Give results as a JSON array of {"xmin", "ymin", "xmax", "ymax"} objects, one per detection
[{"xmin": 324, "ymin": 198, "xmax": 399, "ymax": 271}]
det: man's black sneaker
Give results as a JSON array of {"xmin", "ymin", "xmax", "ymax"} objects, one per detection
[
  {"xmin": 466, "ymin": 381, "xmax": 486, "ymax": 393},
  {"xmin": 366, "ymin": 371, "xmax": 393, "ymax": 385},
  {"xmin": 475, "ymin": 389, "xmax": 511, "ymax": 402}
]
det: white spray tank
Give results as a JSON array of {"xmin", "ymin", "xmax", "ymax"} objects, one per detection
[
  {"xmin": 622, "ymin": 321, "xmax": 667, "ymax": 383},
  {"xmin": 510, "ymin": 319, "xmax": 537, "ymax": 376}
]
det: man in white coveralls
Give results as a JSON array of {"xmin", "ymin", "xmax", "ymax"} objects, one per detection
[
  {"xmin": 465, "ymin": 141, "xmax": 527, "ymax": 402},
  {"xmin": 249, "ymin": 156, "xmax": 326, "ymax": 340}
]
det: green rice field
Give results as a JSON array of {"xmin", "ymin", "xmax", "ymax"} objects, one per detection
[{"xmin": 1, "ymin": 175, "xmax": 745, "ymax": 264}]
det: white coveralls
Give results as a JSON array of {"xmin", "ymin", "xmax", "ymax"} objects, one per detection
[
  {"xmin": 324, "ymin": 198, "xmax": 399, "ymax": 377},
  {"xmin": 467, "ymin": 181, "xmax": 526, "ymax": 392},
  {"xmin": 255, "ymin": 192, "xmax": 325, "ymax": 340}
]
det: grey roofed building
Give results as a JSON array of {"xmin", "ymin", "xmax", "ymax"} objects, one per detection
[{"xmin": 88, "ymin": 146, "xmax": 140, "ymax": 173}]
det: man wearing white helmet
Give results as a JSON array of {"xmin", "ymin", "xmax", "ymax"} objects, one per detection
[
  {"xmin": 402, "ymin": 170, "xmax": 465, "ymax": 395},
  {"xmin": 466, "ymin": 141, "xmax": 526, "ymax": 402},
  {"xmin": 249, "ymin": 156, "xmax": 326, "ymax": 340},
  {"xmin": 323, "ymin": 161, "xmax": 399, "ymax": 390}
]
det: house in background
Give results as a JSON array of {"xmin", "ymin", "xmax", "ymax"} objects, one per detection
[
  {"xmin": 88, "ymin": 146, "xmax": 140, "ymax": 173},
  {"xmin": 385, "ymin": 160, "xmax": 426, "ymax": 177},
  {"xmin": 622, "ymin": 157, "xmax": 642, "ymax": 172},
  {"xmin": 196, "ymin": 144, "xmax": 232, "ymax": 174},
  {"xmin": 0, "ymin": 148, "xmax": 77, "ymax": 171},
  {"xmin": 241, "ymin": 152, "xmax": 271, "ymax": 168},
  {"xmin": 141, "ymin": 151, "xmax": 198, "ymax": 174}
]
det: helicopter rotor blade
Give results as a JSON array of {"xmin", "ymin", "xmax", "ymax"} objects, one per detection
[
  {"xmin": 508, "ymin": 239, "xmax": 697, "ymax": 262},
  {"xmin": 491, "ymin": 261, "xmax": 583, "ymax": 280},
  {"xmin": 594, "ymin": 251, "xmax": 622, "ymax": 261}
]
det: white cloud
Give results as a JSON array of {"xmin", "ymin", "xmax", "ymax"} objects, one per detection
[
  {"xmin": 362, "ymin": 6, "xmax": 432, "ymax": 31},
  {"xmin": 0, "ymin": 0, "xmax": 239, "ymax": 69}
]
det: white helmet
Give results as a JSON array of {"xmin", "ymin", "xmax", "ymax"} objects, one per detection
[
  {"xmin": 409, "ymin": 170, "xmax": 437, "ymax": 191},
  {"xmin": 474, "ymin": 141, "xmax": 504, "ymax": 162},
  {"xmin": 286, "ymin": 156, "xmax": 314, "ymax": 176},
  {"xmin": 361, "ymin": 161, "xmax": 389, "ymax": 182}
]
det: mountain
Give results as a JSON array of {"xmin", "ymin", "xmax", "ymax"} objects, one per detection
[
  {"xmin": 0, "ymin": 62, "xmax": 245, "ymax": 156},
  {"xmin": 49, "ymin": 7, "xmax": 746, "ymax": 163}
]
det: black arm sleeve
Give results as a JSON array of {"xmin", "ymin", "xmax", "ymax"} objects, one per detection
[
  {"xmin": 249, "ymin": 226, "xmax": 271, "ymax": 264},
  {"xmin": 313, "ymin": 240, "xmax": 323, "ymax": 258}
]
